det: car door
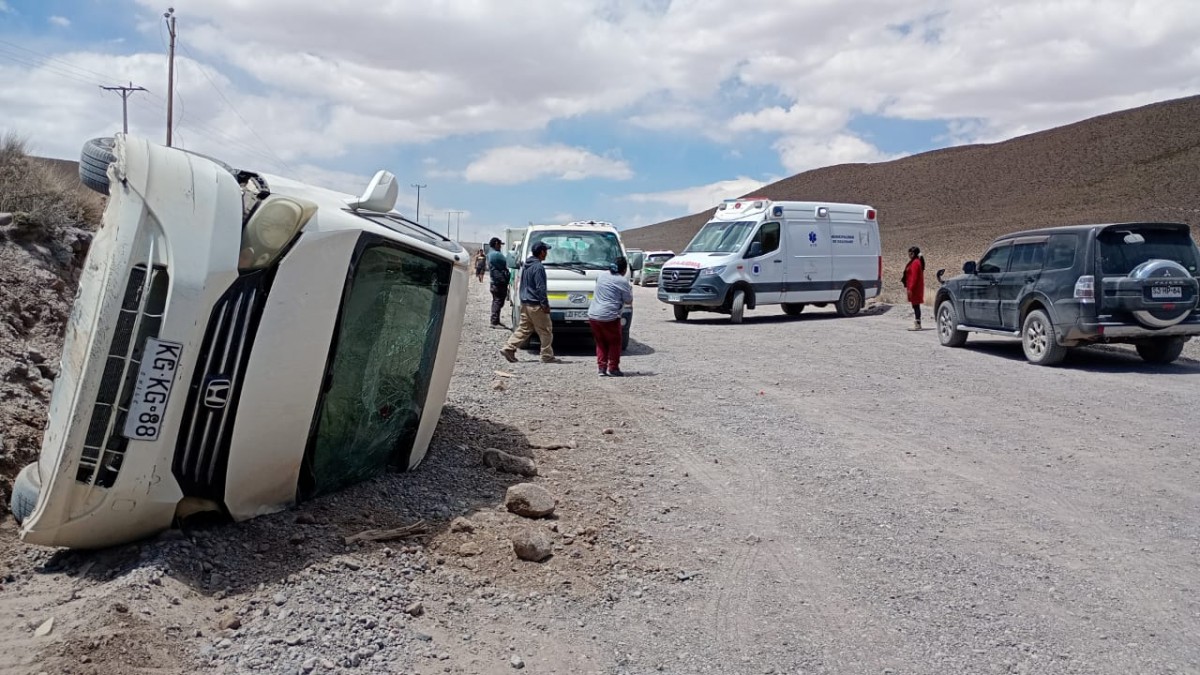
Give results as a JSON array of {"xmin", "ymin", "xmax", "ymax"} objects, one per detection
[
  {"xmin": 997, "ymin": 238, "xmax": 1047, "ymax": 330},
  {"xmin": 961, "ymin": 242, "xmax": 1012, "ymax": 327},
  {"xmin": 784, "ymin": 219, "xmax": 831, "ymax": 301},
  {"xmin": 745, "ymin": 222, "xmax": 784, "ymax": 303}
]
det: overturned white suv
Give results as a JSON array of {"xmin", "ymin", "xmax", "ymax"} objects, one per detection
[{"xmin": 10, "ymin": 135, "xmax": 468, "ymax": 548}]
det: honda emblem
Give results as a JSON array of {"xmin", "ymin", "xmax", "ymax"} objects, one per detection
[{"xmin": 203, "ymin": 377, "xmax": 232, "ymax": 409}]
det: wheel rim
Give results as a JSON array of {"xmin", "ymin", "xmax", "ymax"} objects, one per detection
[
  {"xmin": 938, "ymin": 306, "xmax": 953, "ymax": 339},
  {"xmin": 1025, "ymin": 317, "xmax": 1047, "ymax": 356},
  {"xmin": 846, "ymin": 289, "xmax": 861, "ymax": 313}
]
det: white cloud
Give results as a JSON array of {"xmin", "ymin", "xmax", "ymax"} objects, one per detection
[
  {"xmin": 463, "ymin": 144, "xmax": 633, "ymax": 185},
  {"xmin": 774, "ymin": 134, "xmax": 901, "ymax": 173},
  {"xmin": 48, "ymin": 16, "xmax": 70, "ymax": 28},
  {"xmin": 0, "ymin": 1, "xmax": 11, "ymax": 13},
  {"xmin": 627, "ymin": 177, "xmax": 772, "ymax": 214}
]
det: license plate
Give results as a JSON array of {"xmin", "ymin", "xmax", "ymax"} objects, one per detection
[
  {"xmin": 122, "ymin": 337, "xmax": 183, "ymax": 441},
  {"xmin": 1152, "ymin": 286, "xmax": 1182, "ymax": 299},
  {"xmin": 668, "ymin": 294, "xmax": 682, "ymax": 303},
  {"xmin": 563, "ymin": 309, "xmax": 589, "ymax": 321}
]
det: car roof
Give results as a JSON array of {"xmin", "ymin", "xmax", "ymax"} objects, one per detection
[{"xmin": 993, "ymin": 221, "xmax": 1189, "ymax": 242}]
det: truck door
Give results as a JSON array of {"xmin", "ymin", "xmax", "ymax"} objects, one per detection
[
  {"xmin": 784, "ymin": 220, "xmax": 831, "ymax": 301},
  {"xmin": 996, "ymin": 239, "xmax": 1047, "ymax": 330},
  {"xmin": 961, "ymin": 242, "xmax": 1011, "ymax": 327},
  {"xmin": 745, "ymin": 222, "xmax": 784, "ymax": 303}
]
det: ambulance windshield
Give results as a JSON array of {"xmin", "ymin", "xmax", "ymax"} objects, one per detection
[{"xmin": 685, "ymin": 220, "xmax": 755, "ymax": 253}]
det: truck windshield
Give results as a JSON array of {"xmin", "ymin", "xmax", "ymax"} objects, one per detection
[
  {"xmin": 1098, "ymin": 226, "xmax": 1200, "ymax": 276},
  {"xmin": 685, "ymin": 221, "xmax": 755, "ymax": 253},
  {"xmin": 531, "ymin": 230, "xmax": 622, "ymax": 269}
]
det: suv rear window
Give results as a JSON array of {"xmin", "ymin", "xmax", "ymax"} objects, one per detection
[{"xmin": 1098, "ymin": 227, "xmax": 1199, "ymax": 276}]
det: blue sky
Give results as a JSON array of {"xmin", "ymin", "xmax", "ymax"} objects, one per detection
[{"xmin": 2, "ymin": 0, "xmax": 1198, "ymax": 244}]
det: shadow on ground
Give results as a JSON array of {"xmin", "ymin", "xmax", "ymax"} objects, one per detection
[
  {"xmin": 30, "ymin": 405, "xmax": 534, "ymax": 594},
  {"xmin": 962, "ymin": 339, "xmax": 1200, "ymax": 374}
]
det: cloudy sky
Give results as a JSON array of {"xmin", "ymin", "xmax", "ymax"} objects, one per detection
[{"xmin": 1, "ymin": 0, "xmax": 1197, "ymax": 244}]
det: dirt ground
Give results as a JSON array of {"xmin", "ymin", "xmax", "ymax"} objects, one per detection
[{"xmin": 2, "ymin": 280, "xmax": 1199, "ymax": 675}]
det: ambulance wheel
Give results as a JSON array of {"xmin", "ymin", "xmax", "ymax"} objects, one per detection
[
  {"xmin": 730, "ymin": 289, "xmax": 746, "ymax": 324},
  {"xmin": 782, "ymin": 303, "xmax": 805, "ymax": 316},
  {"xmin": 673, "ymin": 305, "xmax": 689, "ymax": 322},
  {"xmin": 835, "ymin": 285, "xmax": 863, "ymax": 317}
]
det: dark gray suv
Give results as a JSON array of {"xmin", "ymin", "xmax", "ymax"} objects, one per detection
[{"xmin": 934, "ymin": 222, "xmax": 1200, "ymax": 365}]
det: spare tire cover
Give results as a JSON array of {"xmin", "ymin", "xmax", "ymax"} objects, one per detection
[{"xmin": 1130, "ymin": 259, "xmax": 1197, "ymax": 328}]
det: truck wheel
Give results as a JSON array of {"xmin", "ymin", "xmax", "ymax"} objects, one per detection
[
  {"xmin": 1136, "ymin": 338, "xmax": 1185, "ymax": 364},
  {"xmin": 835, "ymin": 285, "xmax": 863, "ymax": 317},
  {"xmin": 673, "ymin": 305, "xmax": 689, "ymax": 322},
  {"xmin": 1021, "ymin": 309, "xmax": 1067, "ymax": 366},
  {"xmin": 730, "ymin": 289, "xmax": 746, "ymax": 324},
  {"xmin": 782, "ymin": 303, "xmax": 805, "ymax": 316},
  {"xmin": 79, "ymin": 137, "xmax": 116, "ymax": 196},
  {"xmin": 10, "ymin": 463, "xmax": 41, "ymax": 524},
  {"xmin": 622, "ymin": 326, "xmax": 631, "ymax": 351},
  {"xmin": 936, "ymin": 301, "xmax": 968, "ymax": 347}
]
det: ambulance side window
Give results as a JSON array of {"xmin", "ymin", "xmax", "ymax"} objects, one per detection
[{"xmin": 752, "ymin": 222, "xmax": 781, "ymax": 256}]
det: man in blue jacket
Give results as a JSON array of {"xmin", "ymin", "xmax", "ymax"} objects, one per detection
[
  {"xmin": 486, "ymin": 237, "xmax": 510, "ymax": 327},
  {"xmin": 501, "ymin": 241, "xmax": 560, "ymax": 363}
]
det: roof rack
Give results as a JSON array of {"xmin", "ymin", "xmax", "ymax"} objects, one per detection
[{"xmin": 565, "ymin": 220, "xmax": 615, "ymax": 228}]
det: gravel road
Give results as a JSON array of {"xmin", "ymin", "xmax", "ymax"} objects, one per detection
[{"xmin": 3, "ymin": 281, "xmax": 1199, "ymax": 675}]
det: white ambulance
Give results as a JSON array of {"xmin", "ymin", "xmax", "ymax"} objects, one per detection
[
  {"xmin": 506, "ymin": 221, "xmax": 639, "ymax": 349},
  {"xmin": 658, "ymin": 198, "xmax": 882, "ymax": 322}
]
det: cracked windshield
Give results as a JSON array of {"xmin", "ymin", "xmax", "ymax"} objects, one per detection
[{"xmin": 305, "ymin": 245, "xmax": 450, "ymax": 497}]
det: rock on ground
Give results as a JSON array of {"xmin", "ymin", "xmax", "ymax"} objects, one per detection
[
  {"xmin": 505, "ymin": 483, "xmax": 556, "ymax": 518},
  {"xmin": 511, "ymin": 529, "xmax": 553, "ymax": 562},
  {"xmin": 482, "ymin": 448, "xmax": 538, "ymax": 476}
]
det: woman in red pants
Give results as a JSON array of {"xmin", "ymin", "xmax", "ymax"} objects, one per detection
[{"xmin": 587, "ymin": 256, "xmax": 633, "ymax": 376}]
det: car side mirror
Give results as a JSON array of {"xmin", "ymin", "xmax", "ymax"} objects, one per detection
[
  {"xmin": 506, "ymin": 254, "xmax": 518, "ymax": 269},
  {"xmin": 746, "ymin": 242, "xmax": 763, "ymax": 258},
  {"xmin": 629, "ymin": 253, "xmax": 643, "ymax": 270},
  {"xmin": 962, "ymin": 261, "xmax": 977, "ymax": 275},
  {"xmin": 936, "ymin": 269, "xmax": 946, "ymax": 285}
]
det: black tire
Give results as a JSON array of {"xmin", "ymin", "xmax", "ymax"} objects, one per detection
[
  {"xmin": 10, "ymin": 464, "xmax": 41, "ymax": 524},
  {"xmin": 1136, "ymin": 338, "xmax": 1185, "ymax": 364},
  {"xmin": 936, "ymin": 301, "xmax": 968, "ymax": 347},
  {"xmin": 622, "ymin": 326, "xmax": 630, "ymax": 351},
  {"xmin": 730, "ymin": 289, "xmax": 746, "ymax": 324},
  {"xmin": 79, "ymin": 137, "xmax": 116, "ymax": 196},
  {"xmin": 782, "ymin": 303, "xmax": 806, "ymax": 316},
  {"xmin": 1021, "ymin": 309, "xmax": 1067, "ymax": 366},
  {"xmin": 835, "ymin": 285, "xmax": 863, "ymax": 317},
  {"xmin": 673, "ymin": 304, "xmax": 689, "ymax": 322}
]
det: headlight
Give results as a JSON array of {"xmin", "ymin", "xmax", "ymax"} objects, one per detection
[
  {"xmin": 698, "ymin": 265, "xmax": 726, "ymax": 277},
  {"xmin": 238, "ymin": 196, "xmax": 317, "ymax": 272}
]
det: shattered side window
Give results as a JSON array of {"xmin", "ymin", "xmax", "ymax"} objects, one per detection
[{"xmin": 303, "ymin": 243, "xmax": 451, "ymax": 497}]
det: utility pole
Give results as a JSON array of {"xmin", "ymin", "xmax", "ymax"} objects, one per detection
[
  {"xmin": 454, "ymin": 211, "xmax": 464, "ymax": 241},
  {"xmin": 410, "ymin": 183, "xmax": 426, "ymax": 222},
  {"xmin": 100, "ymin": 82, "xmax": 147, "ymax": 134},
  {"xmin": 448, "ymin": 210, "xmax": 464, "ymax": 240},
  {"xmin": 164, "ymin": 7, "xmax": 177, "ymax": 147},
  {"xmin": 445, "ymin": 211, "xmax": 452, "ymax": 237}
]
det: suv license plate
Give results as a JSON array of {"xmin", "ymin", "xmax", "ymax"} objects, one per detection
[
  {"xmin": 1152, "ymin": 286, "xmax": 1183, "ymax": 299},
  {"xmin": 563, "ymin": 309, "xmax": 588, "ymax": 321},
  {"xmin": 122, "ymin": 337, "xmax": 183, "ymax": 441},
  {"xmin": 668, "ymin": 294, "xmax": 682, "ymax": 302}
]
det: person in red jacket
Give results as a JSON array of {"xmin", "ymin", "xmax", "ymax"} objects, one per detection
[{"xmin": 902, "ymin": 246, "xmax": 926, "ymax": 330}]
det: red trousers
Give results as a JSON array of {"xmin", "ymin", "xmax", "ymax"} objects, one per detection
[{"xmin": 589, "ymin": 318, "xmax": 622, "ymax": 371}]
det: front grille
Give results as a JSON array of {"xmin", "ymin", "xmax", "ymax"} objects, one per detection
[
  {"xmin": 660, "ymin": 268, "xmax": 699, "ymax": 292},
  {"xmin": 173, "ymin": 272, "xmax": 271, "ymax": 500},
  {"xmin": 77, "ymin": 264, "xmax": 169, "ymax": 488}
]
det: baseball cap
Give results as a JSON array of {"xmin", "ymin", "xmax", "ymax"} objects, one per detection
[{"xmin": 531, "ymin": 241, "xmax": 552, "ymax": 254}]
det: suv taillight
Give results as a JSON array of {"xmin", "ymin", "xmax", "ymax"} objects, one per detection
[{"xmin": 1074, "ymin": 275, "xmax": 1095, "ymax": 302}]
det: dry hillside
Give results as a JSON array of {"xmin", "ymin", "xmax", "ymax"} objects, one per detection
[{"xmin": 622, "ymin": 95, "xmax": 1200, "ymax": 299}]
